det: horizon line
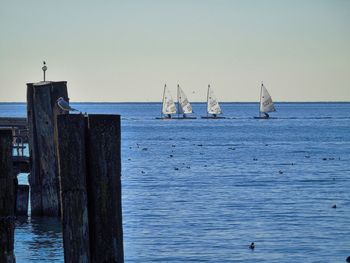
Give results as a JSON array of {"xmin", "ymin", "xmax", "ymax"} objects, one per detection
[{"xmin": 0, "ymin": 101, "xmax": 350, "ymax": 104}]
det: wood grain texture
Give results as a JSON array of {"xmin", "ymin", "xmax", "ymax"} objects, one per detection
[
  {"xmin": 0, "ymin": 129, "xmax": 16, "ymax": 263},
  {"xmin": 56, "ymin": 114, "xmax": 90, "ymax": 263}
]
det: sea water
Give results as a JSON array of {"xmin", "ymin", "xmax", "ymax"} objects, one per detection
[{"xmin": 1, "ymin": 102, "xmax": 349, "ymax": 263}]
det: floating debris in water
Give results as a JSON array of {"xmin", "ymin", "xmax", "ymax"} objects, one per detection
[{"xmin": 249, "ymin": 242, "xmax": 255, "ymax": 250}]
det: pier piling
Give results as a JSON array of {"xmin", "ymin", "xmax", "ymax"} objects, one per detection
[
  {"xmin": 27, "ymin": 81, "xmax": 68, "ymax": 216},
  {"xmin": 0, "ymin": 129, "xmax": 16, "ymax": 263},
  {"xmin": 56, "ymin": 114, "xmax": 90, "ymax": 263},
  {"xmin": 86, "ymin": 115, "xmax": 124, "ymax": 263},
  {"xmin": 56, "ymin": 114, "xmax": 123, "ymax": 263},
  {"xmin": 15, "ymin": 185, "xmax": 29, "ymax": 216}
]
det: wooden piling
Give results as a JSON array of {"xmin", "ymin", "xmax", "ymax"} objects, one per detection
[
  {"xmin": 0, "ymin": 129, "xmax": 16, "ymax": 263},
  {"xmin": 86, "ymin": 115, "xmax": 124, "ymax": 263},
  {"xmin": 27, "ymin": 81, "xmax": 68, "ymax": 216},
  {"xmin": 15, "ymin": 185, "xmax": 29, "ymax": 216},
  {"xmin": 56, "ymin": 114, "xmax": 90, "ymax": 263}
]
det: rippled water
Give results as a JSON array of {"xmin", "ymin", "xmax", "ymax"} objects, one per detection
[{"xmin": 1, "ymin": 102, "xmax": 350, "ymax": 262}]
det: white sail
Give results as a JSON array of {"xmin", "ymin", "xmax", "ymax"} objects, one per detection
[
  {"xmin": 177, "ymin": 85, "xmax": 193, "ymax": 114},
  {"xmin": 260, "ymin": 84, "xmax": 276, "ymax": 113},
  {"xmin": 162, "ymin": 85, "xmax": 177, "ymax": 115},
  {"xmin": 207, "ymin": 85, "xmax": 221, "ymax": 115}
]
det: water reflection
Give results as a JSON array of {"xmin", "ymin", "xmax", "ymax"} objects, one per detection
[{"xmin": 15, "ymin": 217, "xmax": 63, "ymax": 262}]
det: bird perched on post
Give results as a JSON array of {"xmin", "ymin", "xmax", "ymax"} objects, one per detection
[
  {"xmin": 42, "ymin": 61, "xmax": 47, "ymax": 81},
  {"xmin": 57, "ymin": 97, "xmax": 78, "ymax": 112}
]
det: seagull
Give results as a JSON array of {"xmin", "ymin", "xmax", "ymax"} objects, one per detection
[{"xmin": 57, "ymin": 97, "xmax": 78, "ymax": 112}]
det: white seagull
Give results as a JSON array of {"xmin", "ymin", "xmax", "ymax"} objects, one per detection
[{"xmin": 57, "ymin": 97, "xmax": 78, "ymax": 112}]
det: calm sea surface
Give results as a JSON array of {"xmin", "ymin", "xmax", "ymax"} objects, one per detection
[{"xmin": 1, "ymin": 102, "xmax": 350, "ymax": 263}]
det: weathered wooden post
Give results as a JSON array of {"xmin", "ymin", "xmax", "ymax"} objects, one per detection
[
  {"xmin": 87, "ymin": 115, "xmax": 124, "ymax": 263},
  {"xmin": 56, "ymin": 114, "xmax": 90, "ymax": 263},
  {"xmin": 0, "ymin": 129, "xmax": 16, "ymax": 263},
  {"xmin": 27, "ymin": 81, "xmax": 68, "ymax": 216},
  {"xmin": 15, "ymin": 185, "xmax": 29, "ymax": 216}
]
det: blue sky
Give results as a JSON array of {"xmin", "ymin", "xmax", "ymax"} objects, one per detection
[{"xmin": 0, "ymin": 0, "xmax": 349, "ymax": 102}]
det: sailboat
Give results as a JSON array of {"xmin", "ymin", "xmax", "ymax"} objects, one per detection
[
  {"xmin": 175, "ymin": 84, "xmax": 196, "ymax": 119},
  {"xmin": 156, "ymin": 84, "xmax": 177, "ymax": 119},
  {"xmin": 201, "ymin": 84, "xmax": 225, "ymax": 119},
  {"xmin": 254, "ymin": 82, "xmax": 276, "ymax": 119}
]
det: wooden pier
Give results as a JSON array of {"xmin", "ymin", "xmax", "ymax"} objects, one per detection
[
  {"xmin": 0, "ymin": 81, "xmax": 124, "ymax": 262},
  {"xmin": 0, "ymin": 117, "xmax": 30, "ymax": 174},
  {"xmin": 0, "ymin": 129, "xmax": 16, "ymax": 263}
]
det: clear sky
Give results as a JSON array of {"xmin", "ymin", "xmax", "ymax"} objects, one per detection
[{"xmin": 0, "ymin": 0, "xmax": 349, "ymax": 102}]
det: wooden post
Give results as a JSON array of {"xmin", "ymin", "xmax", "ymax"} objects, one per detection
[
  {"xmin": 15, "ymin": 185, "xmax": 29, "ymax": 216},
  {"xmin": 0, "ymin": 129, "xmax": 16, "ymax": 263},
  {"xmin": 86, "ymin": 115, "xmax": 124, "ymax": 263},
  {"xmin": 56, "ymin": 114, "xmax": 90, "ymax": 263},
  {"xmin": 27, "ymin": 81, "xmax": 68, "ymax": 216}
]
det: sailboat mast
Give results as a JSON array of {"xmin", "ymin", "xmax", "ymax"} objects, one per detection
[
  {"xmin": 207, "ymin": 84, "xmax": 210, "ymax": 117},
  {"xmin": 161, "ymin": 84, "xmax": 166, "ymax": 118},
  {"xmin": 177, "ymin": 84, "xmax": 180, "ymax": 118},
  {"xmin": 259, "ymin": 82, "xmax": 263, "ymax": 117}
]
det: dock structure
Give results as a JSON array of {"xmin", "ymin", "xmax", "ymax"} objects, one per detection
[
  {"xmin": 56, "ymin": 114, "xmax": 124, "ymax": 263},
  {"xmin": 27, "ymin": 81, "xmax": 68, "ymax": 217},
  {"xmin": 0, "ymin": 118, "xmax": 30, "ymax": 217},
  {"xmin": 1, "ymin": 80, "xmax": 124, "ymax": 261},
  {"xmin": 0, "ymin": 117, "xmax": 28, "ymax": 156},
  {"xmin": 0, "ymin": 129, "xmax": 16, "ymax": 263},
  {"xmin": 56, "ymin": 114, "xmax": 90, "ymax": 263}
]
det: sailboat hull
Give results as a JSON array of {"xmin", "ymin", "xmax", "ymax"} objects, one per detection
[
  {"xmin": 155, "ymin": 116, "xmax": 197, "ymax": 120},
  {"xmin": 201, "ymin": 116, "xmax": 226, "ymax": 119},
  {"xmin": 254, "ymin": 116, "xmax": 269, "ymax": 119},
  {"xmin": 254, "ymin": 116, "xmax": 278, "ymax": 119},
  {"xmin": 172, "ymin": 116, "xmax": 197, "ymax": 119},
  {"xmin": 155, "ymin": 117, "xmax": 172, "ymax": 120}
]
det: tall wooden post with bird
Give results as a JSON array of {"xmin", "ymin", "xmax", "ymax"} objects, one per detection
[{"xmin": 27, "ymin": 62, "xmax": 69, "ymax": 216}]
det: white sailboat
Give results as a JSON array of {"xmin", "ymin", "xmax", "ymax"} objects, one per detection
[
  {"xmin": 157, "ymin": 84, "xmax": 177, "ymax": 119},
  {"xmin": 254, "ymin": 82, "xmax": 276, "ymax": 119},
  {"xmin": 201, "ymin": 84, "xmax": 225, "ymax": 119},
  {"xmin": 176, "ymin": 84, "xmax": 196, "ymax": 119}
]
